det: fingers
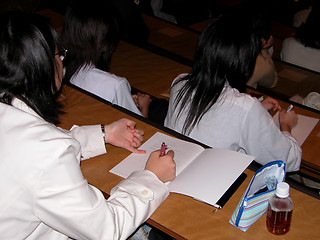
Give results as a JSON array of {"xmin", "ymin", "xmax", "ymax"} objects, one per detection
[
  {"xmin": 126, "ymin": 145, "xmax": 146, "ymax": 154},
  {"xmin": 266, "ymin": 98, "xmax": 280, "ymax": 111},
  {"xmin": 132, "ymin": 129, "xmax": 144, "ymax": 147},
  {"xmin": 165, "ymin": 150, "xmax": 174, "ymax": 158},
  {"xmin": 132, "ymin": 137, "xmax": 143, "ymax": 148},
  {"xmin": 132, "ymin": 129, "xmax": 144, "ymax": 137},
  {"xmin": 132, "ymin": 95, "xmax": 139, "ymax": 106},
  {"xmin": 145, "ymin": 150, "xmax": 176, "ymax": 182},
  {"xmin": 122, "ymin": 118, "xmax": 137, "ymax": 131},
  {"xmin": 273, "ymin": 103, "xmax": 281, "ymax": 111}
]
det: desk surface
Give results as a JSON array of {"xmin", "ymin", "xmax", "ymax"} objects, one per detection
[
  {"xmin": 263, "ymin": 60, "xmax": 320, "ymax": 100},
  {"xmin": 110, "ymin": 41, "xmax": 191, "ymax": 99},
  {"xmin": 58, "ymin": 85, "xmax": 320, "ymax": 240},
  {"xmin": 144, "ymin": 14, "xmax": 294, "ymax": 63}
]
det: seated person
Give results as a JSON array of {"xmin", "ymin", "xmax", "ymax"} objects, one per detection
[
  {"xmin": 164, "ymin": 15, "xmax": 301, "ymax": 172},
  {"xmin": 62, "ymin": 0, "xmax": 150, "ymax": 117},
  {"xmin": 281, "ymin": 2, "xmax": 320, "ymax": 73},
  {"xmin": 0, "ymin": 11, "xmax": 176, "ymax": 239},
  {"xmin": 247, "ymin": 13, "xmax": 278, "ymax": 89},
  {"xmin": 62, "ymin": 0, "xmax": 169, "ymax": 125}
]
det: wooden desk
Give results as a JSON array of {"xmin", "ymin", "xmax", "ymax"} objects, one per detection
[
  {"xmin": 58, "ymin": 85, "xmax": 320, "ymax": 240},
  {"xmin": 110, "ymin": 40, "xmax": 191, "ymax": 99},
  {"xmin": 260, "ymin": 59, "xmax": 320, "ymax": 101},
  {"xmin": 143, "ymin": 14, "xmax": 292, "ymax": 62},
  {"xmin": 142, "ymin": 14, "xmax": 199, "ymax": 61}
]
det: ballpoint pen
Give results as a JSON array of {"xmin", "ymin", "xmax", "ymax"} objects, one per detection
[{"xmin": 160, "ymin": 142, "xmax": 167, "ymax": 156}]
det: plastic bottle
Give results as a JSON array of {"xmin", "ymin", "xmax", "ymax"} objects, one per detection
[{"xmin": 266, "ymin": 182, "xmax": 293, "ymax": 235}]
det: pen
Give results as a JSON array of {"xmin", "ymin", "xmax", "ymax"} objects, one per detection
[
  {"xmin": 258, "ymin": 96, "xmax": 264, "ymax": 102},
  {"xmin": 286, "ymin": 105, "xmax": 293, "ymax": 113},
  {"xmin": 160, "ymin": 142, "xmax": 167, "ymax": 156}
]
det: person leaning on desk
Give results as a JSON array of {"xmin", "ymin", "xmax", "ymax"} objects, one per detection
[
  {"xmin": 0, "ymin": 12, "xmax": 176, "ymax": 240},
  {"xmin": 165, "ymin": 14, "xmax": 301, "ymax": 172}
]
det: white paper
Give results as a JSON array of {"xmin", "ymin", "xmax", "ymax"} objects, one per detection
[
  {"xmin": 168, "ymin": 148, "xmax": 253, "ymax": 206},
  {"xmin": 273, "ymin": 112, "xmax": 319, "ymax": 146}
]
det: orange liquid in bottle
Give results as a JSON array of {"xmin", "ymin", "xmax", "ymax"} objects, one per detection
[{"xmin": 266, "ymin": 206, "xmax": 292, "ymax": 235}]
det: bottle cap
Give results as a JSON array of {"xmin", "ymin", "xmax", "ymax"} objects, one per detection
[{"xmin": 276, "ymin": 182, "xmax": 290, "ymax": 198}]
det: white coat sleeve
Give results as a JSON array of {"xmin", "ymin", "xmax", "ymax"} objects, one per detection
[
  {"xmin": 68, "ymin": 124, "xmax": 106, "ymax": 160},
  {"xmin": 240, "ymin": 100, "xmax": 301, "ymax": 172},
  {"xmin": 113, "ymin": 79, "xmax": 144, "ymax": 116},
  {"xmin": 33, "ymin": 136, "xmax": 169, "ymax": 240}
]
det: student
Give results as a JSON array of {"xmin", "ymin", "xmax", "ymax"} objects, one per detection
[
  {"xmin": 164, "ymin": 15, "xmax": 301, "ymax": 172},
  {"xmin": 247, "ymin": 13, "xmax": 278, "ymax": 89},
  {"xmin": 62, "ymin": 0, "xmax": 169, "ymax": 125},
  {"xmin": 0, "ymin": 11, "xmax": 176, "ymax": 239},
  {"xmin": 62, "ymin": 0, "xmax": 150, "ymax": 117}
]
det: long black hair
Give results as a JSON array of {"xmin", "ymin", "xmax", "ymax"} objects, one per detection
[
  {"xmin": 0, "ymin": 11, "xmax": 63, "ymax": 124},
  {"xmin": 62, "ymin": 0, "xmax": 119, "ymax": 83},
  {"xmin": 173, "ymin": 15, "xmax": 260, "ymax": 135}
]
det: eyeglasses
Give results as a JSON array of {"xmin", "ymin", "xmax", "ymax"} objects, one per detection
[{"xmin": 55, "ymin": 49, "xmax": 68, "ymax": 62}]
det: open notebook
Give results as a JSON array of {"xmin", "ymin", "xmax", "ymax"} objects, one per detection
[{"xmin": 110, "ymin": 132, "xmax": 254, "ymax": 208}]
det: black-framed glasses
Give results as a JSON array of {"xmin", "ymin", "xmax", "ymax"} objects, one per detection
[{"xmin": 55, "ymin": 49, "xmax": 68, "ymax": 62}]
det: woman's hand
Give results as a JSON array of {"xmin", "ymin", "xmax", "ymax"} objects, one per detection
[
  {"xmin": 279, "ymin": 109, "xmax": 298, "ymax": 133},
  {"xmin": 132, "ymin": 92, "xmax": 151, "ymax": 117},
  {"xmin": 104, "ymin": 119, "xmax": 146, "ymax": 154},
  {"xmin": 261, "ymin": 97, "xmax": 282, "ymax": 111},
  {"xmin": 145, "ymin": 150, "xmax": 176, "ymax": 183}
]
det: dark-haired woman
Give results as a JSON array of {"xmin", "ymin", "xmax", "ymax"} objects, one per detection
[
  {"xmin": 0, "ymin": 12, "xmax": 176, "ymax": 240},
  {"xmin": 62, "ymin": 0, "xmax": 151, "ymax": 118},
  {"xmin": 165, "ymin": 15, "xmax": 301, "ymax": 172},
  {"xmin": 247, "ymin": 13, "xmax": 278, "ymax": 89}
]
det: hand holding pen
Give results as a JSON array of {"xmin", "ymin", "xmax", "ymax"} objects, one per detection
[
  {"xmin": 145, "ymin": 142, "xmax": 176, "ymax": 183},
  {"xmin": 279, "ymin": 105, "xmax": 298, "ymax": 133}
]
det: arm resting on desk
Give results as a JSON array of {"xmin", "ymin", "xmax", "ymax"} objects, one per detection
[
  {"xmin": 34, "ymin": 131, "xmax": 169, "ymax": 240},
  {"xmin": 68, "ymin": 125, "xmax": 106, "ymax": 160},
  {"xmin": 244, "ymin": 101, "xmax": 301, "ymax": 172}
]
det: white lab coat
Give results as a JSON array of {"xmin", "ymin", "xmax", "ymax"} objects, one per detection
[{"xmin": 0, "ymin": 99, "xmax": 169, "ymax": 240}]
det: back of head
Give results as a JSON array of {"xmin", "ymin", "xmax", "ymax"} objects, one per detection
[
  {"xmin": 250, "ymin": 12, "xmax": 272, "ymax": 42},
  {"xmin": 62, "ymin": 0, "xmax": 119, "ymax": 82},
  {"xmin": 296, "ymin": 2, "xmax": 320, "ymax": 49},
  {"xmin": 0, "ymin": 11, "xmax": 61, "ymax": 123},
  {"xmin": 192, "ymin": 14, "xmax": 260, "ymax": 92}
]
